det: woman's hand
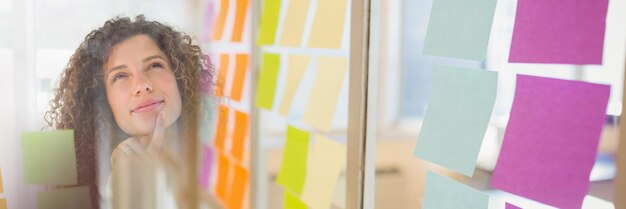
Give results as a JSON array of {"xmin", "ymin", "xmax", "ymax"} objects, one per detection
[{"xmin": 111, "ymin": 111, "xmax": 175, "ymax": 167}]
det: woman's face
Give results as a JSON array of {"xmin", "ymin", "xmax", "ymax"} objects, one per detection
[{"xmin": 104, "ymin": 34, "xmax": 182, "ymax": 137}]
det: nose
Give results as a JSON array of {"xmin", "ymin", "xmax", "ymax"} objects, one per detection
[{"xmin": 133, "ymin": 74, "xmax": 153, "ymax": 95}]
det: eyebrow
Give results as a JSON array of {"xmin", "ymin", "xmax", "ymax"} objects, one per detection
[{"xmin": 106, "ymin": 55, "xmax": 166, "ymax": 78}]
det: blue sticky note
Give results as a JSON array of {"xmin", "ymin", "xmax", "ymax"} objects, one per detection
[
  {"xmin": 423, "ymin": 0, "xmax": 497, "ymax": 60},
  {"xmin": 414, "ymin": 65, "xmax": 497, "ymax": 177},
  {"xmin": 422, "ymin": 171, "xmax": 489, "ymax": 209}
]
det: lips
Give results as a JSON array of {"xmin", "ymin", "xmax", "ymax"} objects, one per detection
[{"xmin": 131, "ymin": 99, "xmax": 164, "ymax": 113}]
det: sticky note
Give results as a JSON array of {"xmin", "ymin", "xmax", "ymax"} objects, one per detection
[
  {"xmin": 21, "ymin": 130, "xmax": 78, "ymax": 185},
  {"xmin": 278, "ymin": 55, "xmax": 311, "ymax": 116},
  {"xmin": 506, "ymin": 203, "xmax": 522, "ymax": 209},
  {"xmin": 37, "ymin": 186, "xmax": 92, "ymax": 209},
  {"xmin": 617, "ymin": 129, "xmax": 626, "ymax": 209},
  {"xmin": 203, "ymin": 1, "xmax": 214, "ymax": 42},
  {"xmin": 256, "ymin": 0, "xmax": 281, "ymax": 45},
  {"xmin": 231, "ymin": 0, "xmax": 249, "ymax": 42},
  {"xmin": 212, "ymin": 0, "xmax": 229, "ymax": 41},
  {"xmin": 307, "ymin": 0, "xmax": 348, "ymax": 49},
  {"xmin": 230, "ymin": 110, "xmax": 249, "ymax": 162},
  {"xmin": 414, "ymin": 65, "xmax": 497, "ymax": 177},
  {"xmin": 0, "ymin": 198, "xmax": 7, "ymax": 209},
  {"xmin": 276, "ymin": 126, "xmax": 310, "ymax": 195},
  {"xmin": 279, "ymin": 0, "xmax": 311, "ymax": 47},
  {"xmin": 199, "ymin": 145, "xmax": 214, "ymax": 190},
  {"xmin": 215, "ymin": 54, "xmax": 229, "ymax": 97},
  {"xmin": 285, "ymin": 191, "xmax": 307, "ymax": 209},
  {"xmin": 508, "ymin": 0, "xmax": 608, "ymax": 64},
  {"xmin": 491, "ymin": 75, "xmax": 610, "ymax": 209},
  {"xmin": 301, "ymin": 135, "xmax": 346, "ymax": 209},
  {"xmin": 0, "ymin": 167, "xmax": 3, "ymax": 193},
  {"xmin": 422, "ymin": 171, "xmax": 489, "ymax": 209},
  {"xmin": 302, "ymin": 56, "xmax": 347, "ymax": 132},
  {"xmin": 228, "ymin": 162, "xmax": 249, "ymax": 209},
  {"xmin": 215, "ymin": 153, "xmax": 231, "ymax": 203},
  {"xmin": 423, "ymin": 0, "xmax": 497, "ymax": 60},
  {"xmin": 255, "ymin": 53, "xmax": 281, "ymax": 110},
  {"xmin": 230, "ymin": 54, "xmax": 249, "ymax": 102},
  {"xmin": 213, "ymin": 105, "xmax": 229, "ymax": 152}
]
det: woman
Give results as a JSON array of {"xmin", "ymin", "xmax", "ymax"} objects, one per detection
[{"xmin": 45, "ymin": 15, "xmax": 213, "ymax": 209}]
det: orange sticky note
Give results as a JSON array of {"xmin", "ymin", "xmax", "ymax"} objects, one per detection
[
  {"xmin": 0, "ymin": 198, "xmax": 6, "ymax": 209},
  {"xmin": 215, "ymin": 153, "xmax": 232, "ymax": 203},
  {"xmin": 230, "ymin": 54, "xmax": 249, "ymax": 102},
  {"xmin": 231, "ymin": 0, "xmax": 249, "ymax": 42},
  {"xmin": 212, "ymin": 0, "xmax": 229, "ymax": 41},
  {"xmin": 214, "ymin": 105, "xmax": 230, "ymax": 152},
  {"xmin": 230, "ymin": 110, "xmax": 249, "ymax": 162},
  {"xmin": 215, "ymin": 54, "xmax": 230, "ymax": 97},
  {"xmin": 228, "ymin": 163, "xmax": 249, "ymax": 209}
]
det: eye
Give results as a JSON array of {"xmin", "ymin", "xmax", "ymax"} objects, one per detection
[
  {"xmin": 148, "ymin": 63, "xmax": 164, "ymax": 70},
  {"xmin": 112, "ymin": 73, "xmax": 128, "ymax": 82}
]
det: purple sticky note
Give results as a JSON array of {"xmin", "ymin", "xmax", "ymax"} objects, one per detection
[
  {"xmin": 199, "ymin": 145, "xmax": 215, "ymax": 190},
  {"xmin": 506, "ymin": 203, "xmax": 522, "ymax": 209},
  {"xmin": 508, "ymin": 0, "xmax": 609, "ymax": 64},
  {"xmin": 491, "ymin": 75, "xmax": 610, "ymax": 209}
]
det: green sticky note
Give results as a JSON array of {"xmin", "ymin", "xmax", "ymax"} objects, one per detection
[
  {"xmin": 256, "ymin": 0, "xmax": 282, "ymax": 45},
  {"xmin": 37, "ymin": 186, "xmax": 92, "ymax": 209},
  {"xmin": 21, "ymin": 130, "xmax": 78, "ymax": 185},
  {"xmin": 255, "ymin": 53, "xmax": 281, "ymax": 110},
  {"xmin": 276, "ymin": 126, "xmax": 310, "ymax": 195},
  {"xmin": 422, "ymin": 171, "xmax": 489, "ymax": 209},
  {"xmin": 423, "ymin": 0, "xmax": 497, "ymax": 60},
  {"xmin": 284, "ymin": 190, "xmax": 308, "ymax": 209},
  {"xmin": 414, "ymin": 65, "xmax": 497, "ymax": 177}
]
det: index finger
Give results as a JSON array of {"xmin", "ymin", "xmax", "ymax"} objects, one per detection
[{"xmin": 148, "ymin": 111, "xmax": 166, "ymax": 151}]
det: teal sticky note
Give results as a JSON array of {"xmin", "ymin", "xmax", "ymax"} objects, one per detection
[
  {"xmin": 422, "ymin": 171, "xmax": 489, "ymax": 209},
  {"xmin": 22, "ymin": 130, "xmax": 78, "ymax": 185},
  {"xmin": 414, "ymin": 65, "xmax": 497, "ymax": 177},
  {"xmin": 423, "ymin": 0, "xmax": 497, "ymax": 60}
]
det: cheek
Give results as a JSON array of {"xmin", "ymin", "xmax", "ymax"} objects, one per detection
[{"xmin": 106, "ymin": 88, "xmax": 130, "ymax": 122}]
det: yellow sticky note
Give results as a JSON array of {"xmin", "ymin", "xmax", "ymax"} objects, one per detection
[
  {"xmin": 278, "ymin": 55, "xmax": 311, "ymax": 116},
  {"xmin": 276, "ymin": 126, "xmax": 310, "ymax": 195},
  {"xmin": 302, "ymin": 56, "xmax": 347, "ymax": 132},
  {"xmin": 256, "ymin": 0, "xmax": 281, "ymax": 45},
  {"xmin": 279, "ymin": 0, "xmax": 311, "ymax": 47},
  {"xmin": 284, "ymin": 191, "xmax": 307, "ymax": 209},
  {"xmin": 255, "ymin": 53, "xmax": 281, "ymax": 110},
  {"xmin": 307, "ymin": 0, "xmax": 348, "ymax": 48},
  {"xmin": 0, "ymin": 167, "xmax": 4, "ymax": 193},
  {"xmin": 301, "ymin": 135, "xmax": 346, "ymax": 209},
  {"xmin": 21, "ymin": 130, "xmax": 78, "ymax": 185},
  {"xmin": 0, "ymin": 198, "xmax": 6, "ymax": 209},
  {"xmin": 37, "ymin": 186, "xmax": 92, "ymax": 209}
]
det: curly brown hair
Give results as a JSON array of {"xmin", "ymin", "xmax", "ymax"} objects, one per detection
[{"xmin": 45, "ymin": 15, "xmax": 213, "ymax": 208}]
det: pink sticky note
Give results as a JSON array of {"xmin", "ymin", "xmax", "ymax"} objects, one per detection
[
  {"xmin": 506, "ymin": 203, "xmax": 522, "ymax": 209},
  {"xmin": 508, "ymin": 0, "xmax": 609, "ymax": 64},
  {"xmin": 199, "ymin": 145, "xmax": 215, "ymax": 190},
  {"xmin": 491, "ymin": 75, "xmax": 610, "ymax": 209}
]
